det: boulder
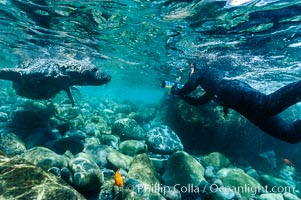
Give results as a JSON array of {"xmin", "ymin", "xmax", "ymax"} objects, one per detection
[
  {"xmin": 69, "ymin": 153, "xmax": 104, "ymax": 191},
  {"xmin": 85, "ymin": 144, "xmax": 114, "ymax": 167},
  {"xmin": 85, "ymin": 115, "xmax": 111, "ymax": 136},
  {"xmin": 119, "ymin": 140, "xmax": 147, "ymax": 156},
  {"xmin": 217, "ymin": 168, "xmax": 261, "ymax": 199},
  {"xmin": 162, "ymin": 151, "xmax": 205, "ymax": 186},
  {"xmin": 0, "ymin": 154, "xmax": 85, "ymax": 199},
  {"xmin": 146, "ymin": 125, "xmax": 183, "ymax": 154},
  {"xmin": 127, "ymin": 154, "xmax": 160, "ymax": 187},
  {"xmin": 201, "ymin": 152, "xmax": 230, "ymax": 169},
  {"xmin": 112, "ymin": 118, "xmax": 146, "ymax": 140},
  {"xmin": 106, "ymin": 150, "xmax": 133, "ymax": 170},
  {"xmin": 99, "ymin": 134, "xmax": 120, "ymax": 149},
  {"xmin": 22, "ymin": 146, "xmax": 69, "ymax": 170}
]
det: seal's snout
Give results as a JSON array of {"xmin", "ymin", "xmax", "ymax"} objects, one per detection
[
  {"xmin": 94, "ymin": 70, "xmax": 111, "ymax": 85},
  {"xmin": 102, "ymin": 72, "xmax": 111, "ymax": 83}
]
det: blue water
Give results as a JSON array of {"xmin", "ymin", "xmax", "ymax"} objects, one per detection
[
  {"xmin": 1, "ymin": 0, "xmax": 301, "ymax": 193},
  {"xmin": 0, "ymin": 1, "xmax": 300, "ymax": 131},
  {"xmin": 82, "ymin": 86, "xmax": 164, "ymax": 104},
  {"xmin": 0, "ymin": 0, "xmax": 301, "ymax": 144},
  {"xmin": 1, "ymin": 0, "xmax": 301, "ymax": 97}
]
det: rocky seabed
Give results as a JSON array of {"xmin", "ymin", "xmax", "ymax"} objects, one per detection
[{"xmin": 0, "ymin": 93, "xmax": 300, "ymax": 200}]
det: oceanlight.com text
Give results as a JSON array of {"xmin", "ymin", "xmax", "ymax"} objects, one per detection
[
  {"xmin": 209, "ymin": 184, "xmax": 295, "ymax": 195},
  {"xmin": 132, "ymin": 183, "xmax": 295, "ymax": 195}
]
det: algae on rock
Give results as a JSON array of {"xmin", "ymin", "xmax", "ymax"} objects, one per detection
[{"xmin": 0, "ymin": 154, "xmax": 86, "ymax": 200}]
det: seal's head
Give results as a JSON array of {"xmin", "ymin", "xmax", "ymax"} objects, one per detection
[{"xmin": 81, "ymin": 67, "xmax": 111, "ymax": 85}]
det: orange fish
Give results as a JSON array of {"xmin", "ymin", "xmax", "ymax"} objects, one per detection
[
  {"xmin": 283, "ymin": 159, "xmax": 294, "ymax": 167},
  {"xmin": 114, "ymin": 169, "xmax": 124, "ymax": 187}
]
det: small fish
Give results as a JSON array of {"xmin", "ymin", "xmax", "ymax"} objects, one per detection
[
  {"xmin": 283, "ymin": 159, "xmax": 294, "ymax": 167},
  {"xmin": 114, "ymin": 169, "xmax": 124, "ymax": 187}
]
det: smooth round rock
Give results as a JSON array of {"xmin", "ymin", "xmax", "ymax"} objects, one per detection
[
  {"xmin": 162, "ymin": 151, "xmax": 205, "ymax": 186},
  {"xmin": 106, "ymin": 150, "xmax": 133, "ymax": 170},
  {"xmin": 22, "ymin": 146, "xmax": 69, "ymax": 170},
  {"xmin": 70, "ymin": 153, "xmax": 104, "ymax": 191},
  {"xmin": 119, "ymin": 140, "xmax": 147, "ymax": 156},
  {"xmin": 146, "ymin": 125, "xmax": 183, "ymax": 154},
  {"xmin": 217, "ymin": 168, "xmax": 261, "ymax": 199},
  {"xmin": 202, "ymin": 152, "xmax": 230, "ymax": 169},
  {"xmin": 127, "ymin": 154, "xmax": 160, "ymax": 186},
  {"xmin": 112, "ymin": 118, "xmax": 146, "ymax": 140}
]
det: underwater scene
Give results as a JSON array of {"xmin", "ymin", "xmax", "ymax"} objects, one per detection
[{"xmin": 1, "ymin": 0, "xmax": 301, "ymax": 199}]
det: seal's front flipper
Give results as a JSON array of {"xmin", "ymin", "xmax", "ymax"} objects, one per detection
[
  {"xmin": 65, "ymin": 87, "xmax": 75, "ymax": 107},
  {"xmin": 0, "ymin": 68, "xmax": 22, "ymax": 81}
]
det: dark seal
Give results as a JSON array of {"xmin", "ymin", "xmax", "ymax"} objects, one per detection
[{"xmin": 0, "ymin": 59, "xmax": 111, "ymax": 106}]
